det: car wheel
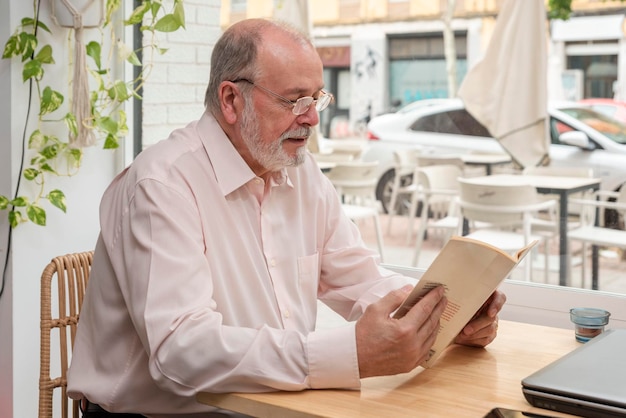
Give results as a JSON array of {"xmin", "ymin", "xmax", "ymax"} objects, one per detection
[
  {"xmin": 376, "ymin": 169, "xmax": 395, "ymax": 214},
  {"xmin": 376, "ymin": 169, "xmax": 419, "ymax": 215}
]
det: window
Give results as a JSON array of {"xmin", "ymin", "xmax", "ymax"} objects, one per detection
[
  {"xmin": 567, "ymin": 54, "xmax": 618, "ymax": 98},
  {"xmin": 389, "ymin": 34, "xmax": 467, "ymax": 105},
  {"xmin": 558, "ymin": 107, "xmax": 626, "ymax": 145},
  {"xmin": 410, "ymin": 109, "xmax": 490, "ymax": 137}
]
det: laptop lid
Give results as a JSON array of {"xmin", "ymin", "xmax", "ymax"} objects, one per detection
[{"xmin": 521, "ymin": 329, "xmax": 626, "ymax": 418}]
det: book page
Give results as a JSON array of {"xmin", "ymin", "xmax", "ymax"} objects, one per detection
[{"xmin": 393, "ymin": 236, "xmax": 537, "ymax": 367}]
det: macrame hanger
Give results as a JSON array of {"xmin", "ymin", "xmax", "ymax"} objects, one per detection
[{"xmin": 51, "ymin": 0, "xmax": 104, "ymax": 148}]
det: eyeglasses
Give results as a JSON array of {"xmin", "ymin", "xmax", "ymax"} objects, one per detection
[{"xmin": 231, "ymin": 78, "xmax": 333, "ymax": 115}]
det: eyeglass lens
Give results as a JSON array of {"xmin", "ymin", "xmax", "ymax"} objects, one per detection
[{"xmin": 293, "ymin": 93, "xmax": 332, "ymax": 115}]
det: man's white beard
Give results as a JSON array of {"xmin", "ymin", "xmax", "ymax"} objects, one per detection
[{"xmin": 241, "ymin": 96, "xmax": 309, "ymax": 171}]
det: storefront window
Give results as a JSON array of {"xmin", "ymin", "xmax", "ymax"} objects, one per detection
[{"xmin": 389, "ymin": 34, "xmax": 467, "ymax": 107}]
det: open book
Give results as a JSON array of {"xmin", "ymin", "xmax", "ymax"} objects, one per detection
[{"xmin": 393, "ymin": 235, "xmax": 537, "ymax": 368}]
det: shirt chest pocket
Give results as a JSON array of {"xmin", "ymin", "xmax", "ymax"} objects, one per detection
[{"xmin": 297, "ymin": 252, "xmax": 320, "ymax": 296}]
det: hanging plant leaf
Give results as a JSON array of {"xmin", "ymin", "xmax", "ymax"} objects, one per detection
[
  {"xmin": 104, "ymin": 0, "xmax": 122, "ymax": 26},
  {"xmin": 36, "ymin": 20, "xmax": 51, "ymax": 33},
  {"xmin": 0, "ymin": 195, "xmax": 8, "ymax": 210},
  {"xmin": 39, "ymin": 86, "xmax": 63, "ymax": 115},
  {"xmin": 68, "ymin": 148, "xmax": 83, "ymax": 167},
  {"xmin": 125, "ymin": 1, "xmax": 151, "ymax": 25},
  {"xmin": 108, "ymin": 80, "xmax": 130, "ymax": 101},
  {"xmin": 40, "ymin": 163, "xmax": 57, "ymax": 174},
  {"xmin": 23, "ymin": 168, "xmax": 40, "ymax": 181},
  {"xmin": 2, "ymin": 35, "xmax": 20, "ymax": 59},
  {"xmin": 154, "ymin": 14, "xmax": 183, "ymax": 32},
  {"xmin": 8, "ymin": 210, "xmax": 23, "ymax": 228},
  {"xmin": 150, "ymin": 1, "xmax": 162, "ymax": 18},
  {"xmin": 30, "ymin": 155, "xmax": 46, "ymax": 166},
  {"xmin": 96, "ymin": 116, "xmax": 119, "ymax": 135},
  {"xmin": 23, "ymin": 59, "xmax": 43, "ymax": 81},
  {"xmin": 48, "ymin": 190, "xmax": 67, "ymax": 213},
  {"xmin": 126, "ymin": 51, "xmax": 141, "ymax": 66},
  {"xmin": 18, "ymin": 32, "xmax": 37, "ymax": 60},
  {"xmin": 174, "ymin": 1, "xmax": 186, "ymax": 29},
  {"xmin": 10, "ymin": 197, "xmax": 28, "ymax": 207},
  {"xmin": 27, "ymin": 204, "xmax": 46, "ymax": 226},
  {"xmin": 64, "ymin": 112, "xmax": 78, "ymax": 138},
  {"xmin": 104, "ymin": 133, "xmax": 119, "ymax": 149},
  {"xmin": 117, "ymin": 110, "xmax": 128, "ymax": 136},
  {"xmin": 21, "ymin": 17, "xmax": 51, "ymax": 33},
  {"xmin": 40, "ymin": 143, "xmax": 60, "ymax": 159},
  {"xmin": 86, "ymin": 41, "xmax": 102, "ymax": 70},
  {"xmin": 35, "ymin": 44, "xmax": 54, "ymax": 64},
  {"xmin": 28, "ymin": 129, "xmax": 45, "ymax": 149}
]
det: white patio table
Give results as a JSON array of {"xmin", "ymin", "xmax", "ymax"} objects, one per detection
[{"xmin": 462, "ymin": 174, "xmax": 601, "ymax": 286}]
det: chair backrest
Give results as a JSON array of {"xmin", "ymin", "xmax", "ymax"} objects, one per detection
[
  {"xmin": 417, "ymin": 164, "xmax": 462, "ymax": 193},
  {"xmin": 39, "ymin": 251, "xmax": 93, "ymax": 418},
  {"xmin": 458, "ymin": 178, "xmax": 540, "ymax": 226},
  {"xmin": 325, "ymin": 160, "xmax": 379, "ymax": 204},
  {"xmin": 580, "ymin": 187, "xmax": 626, "ymax": 228},
  {"xmin": 417, "ymin": 164, "xmax": 462, "ymax": 213},
  {"xmin": 392, "ymin": 148, "xmax": 420, "ymax": 177}
]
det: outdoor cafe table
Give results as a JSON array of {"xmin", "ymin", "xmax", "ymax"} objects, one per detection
[
  {"xmin": 316, "ymin": 161, "xmax": 336, "ymax": 173},
  {"xmin": 460, "ymin": 153, "xmax": 512, "ymax": 175},
  {"xmin": 197, "ymin": 320, "xmax": 580, "ymax": 418},
  {"xmin": 463, "ymin": 174, "xmax": 601, "ymax": 287}
]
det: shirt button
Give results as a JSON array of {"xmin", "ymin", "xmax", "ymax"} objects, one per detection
[
  {"xmin": 270, "ymin": 259, "xmax": 276, "ymax": 267},
  {"xmin": 255, "ymin": 178, "xmax": 262, "ymax": 184},
  {"xmin": 283, "ymin": 310, "xmax": 290, "ymax": 319}
]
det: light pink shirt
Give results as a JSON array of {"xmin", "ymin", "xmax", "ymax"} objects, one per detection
[{"xmin": 67, "ymin": 112, "xmax": 410, "ymax": 417}]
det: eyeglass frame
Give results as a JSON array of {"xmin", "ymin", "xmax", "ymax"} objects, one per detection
[{"xmin": 230, "ymin": 78, "xmax": 333, "ymax": 115}]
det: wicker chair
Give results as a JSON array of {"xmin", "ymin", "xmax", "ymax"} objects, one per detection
[{"xmin": 39, "ymin": 251, "xmax": 93, "ymax": 418}]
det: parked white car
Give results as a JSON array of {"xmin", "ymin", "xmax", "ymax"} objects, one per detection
[{"xmin": 360, "ymin": 98, "xmax": 626, "ymax": 226}]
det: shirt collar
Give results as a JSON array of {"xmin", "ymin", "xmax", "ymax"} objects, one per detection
[{"xmin": 197, "ymin": 112, "xmax": 293, "ymax": 195}]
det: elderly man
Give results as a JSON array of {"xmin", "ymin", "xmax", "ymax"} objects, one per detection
[{"xmin": 68, "ymin": 18, "xmax": 504, "ymax": 417}]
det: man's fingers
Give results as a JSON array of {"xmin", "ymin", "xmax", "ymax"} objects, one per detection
[
  {"xmin": 401, "ymin": 285, "xmax": 447, "ymax": 328},
  {"xmin": 374, "ymin": 285, "xmax": 413, "ymax": 317}
]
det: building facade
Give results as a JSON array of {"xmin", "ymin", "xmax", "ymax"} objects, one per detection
[{"xmin": 221, "ymin": 0, "xmax": 626, "ymax": 138}]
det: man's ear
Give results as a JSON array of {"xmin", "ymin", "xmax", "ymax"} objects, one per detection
[{"xmin": 219, "ymin": 82, "xmax": 241, "ymax": 124}]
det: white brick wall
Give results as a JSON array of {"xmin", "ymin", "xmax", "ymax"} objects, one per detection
[{"xmin": 141, "ymin": 0, "xmax": 222, "ymax": 148}]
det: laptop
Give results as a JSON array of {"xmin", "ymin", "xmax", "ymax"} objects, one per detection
[{"xmin": 522, "ymin": 329, "xmax": 626, "ymax": 418}]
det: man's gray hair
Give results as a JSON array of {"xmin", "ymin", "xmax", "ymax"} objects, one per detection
[{"xmin": 204, "ymin": 19, "xmax": 312, "ymax": 115}]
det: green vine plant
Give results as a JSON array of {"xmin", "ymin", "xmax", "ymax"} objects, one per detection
[{"xmin": 1, "ymin": 0, "xmax": 185, "ymax": 227}]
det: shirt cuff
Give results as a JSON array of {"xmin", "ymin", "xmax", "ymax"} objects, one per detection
[{"xmin": 306, "ymin": 322, "xmax": 361, "ymax": 390}]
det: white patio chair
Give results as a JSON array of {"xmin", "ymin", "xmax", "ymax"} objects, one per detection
[
  {"xmin": 386, "ymin": 148, "xmax": 420, "ymax": 234},
  {"xmin": 326, "ymin": 161, "xmax": 385, "ymax": 261},
  {"xmin": 409, "ymin": 164, "xmax": 463, "ymax": 266},
  {"xmin": 568, "ymin": 188, "xmax": 626, "ymax": 288},
  {"xmin": 457, "ymin": 178, "xmax": 558, "ymax": 282}
]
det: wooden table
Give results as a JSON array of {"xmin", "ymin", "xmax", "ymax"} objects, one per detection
[
  {"xmin": 463, "ymin": 174, "xmax": 601, "ymax": 286},
  {"xmin": 197, "ymin": 321, "xmax": 581, "ymax": 417}
]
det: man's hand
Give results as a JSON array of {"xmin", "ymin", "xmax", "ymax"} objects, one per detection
[
  {"xmin": 454, "ymin": 290, "xmax": 506, "ymax": 347},
  {"xmin": 355, "ymin": 285, "xmax": 447, "ymax": 378}
]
